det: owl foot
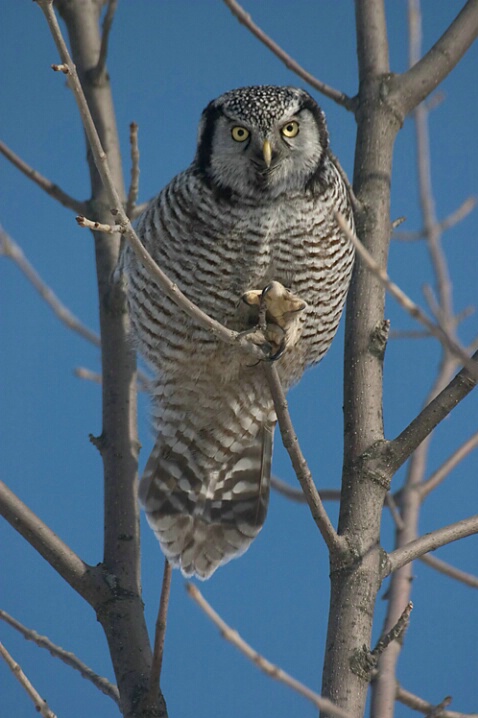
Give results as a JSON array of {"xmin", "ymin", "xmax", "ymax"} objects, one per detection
[{"xmin": 240, "ymin": 281, "xmax": 307, "ymax": 360}]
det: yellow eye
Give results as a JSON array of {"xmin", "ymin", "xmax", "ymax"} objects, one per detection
[
  {"xmin": 231, "ymin": 126, "xmax": 250, "ymax": 142},
  {"xmin": 281, "ymin": 121, "xmax": 300, "ymax": 138}
]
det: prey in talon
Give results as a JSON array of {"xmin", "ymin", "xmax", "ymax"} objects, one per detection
[{"xmin": 241, "ymin": 281, "xmax": 307, "ymax": 360}]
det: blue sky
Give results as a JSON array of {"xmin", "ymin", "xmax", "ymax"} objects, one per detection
[{"xmin": 1, "ymin": 2, "xmax": 477, "ymax": 717}]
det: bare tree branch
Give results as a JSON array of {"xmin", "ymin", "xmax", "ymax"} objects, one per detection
[
  {"xmin": 131, "ymin": 200, "xmax": 148, "ymax": 219},
  {"xmin": 389, "ymin": 349, "xmax": 478, "ymax": 472},
  {"xmin": 126, "ymin": 122, "xmax": 140, "ymax": 218},
  {"xmin": 419, "ymin": 430, "xmax": 478, "ymax": 498},
  {"xmin": 221, "ymin": 0, "xmax": 355, "ymax": 110},
  {"xmin": 74, "ymin": 366, "xmax": 103, "ymax": 384},
  {"xmin": 335, "ymin": 212, "xmax": 478, "ymax": 380},
  {"xmin": 370, "ymin": 601, "xmax": 413, "ymax": 659},
  {"xmin": 390, "ymin": 0, "xmax": 478, "ymax": 117},
  {"xmin": 386, "ymin": 514, "xmax": 478, "ymax": 574},
  {"xmin": 0, "ymin": 481, "xmax": 102, "ymax": 604},
  {"xmin": 89, "ymin": 0, "xmax": 118, "ymax": 83},
  {"xmin": 0, "ymin": 641, "xmax": 58, "ymax": 718},
  {"xmin": 419, "ymin": 554, "xmax": 478, "ymax": 589},
  {"xmin": 74, "ymin": 366, "xmax": 152, "ymax": 393},
  {"xmin": 148, "ymin": 560, "xmax": 172, "ymax": 700},
  {"xmin": 43, "ymin": 2, "xmax": 162, "ymax": 715},
  {"xmin": 0, "ymin": 610, "xmax": 120, "ymax": 704},
  {"xmin": 396, "ymin": 684, "xmax": 478, "ymax": 718},
  {"xmin": 0, "ymin": 140, "xmax": 87, "ymax": 215},
  {"xmin": 440, "ymin": 196, "xmax": 477, "ymax": 233},
  {"xmin": 263, "ymin": 364, "xmax": 345, "ymax": 556},
  {"xmin": 0, "ymin": 226, "xmax": 101, "ymax": 346},
  {"xmin": 271, "ymin": 476, "xmax": 340, "ymax": 504},
  {"xmin": 187, "ymin": 583, "xmax": 353, "ymax": 718},
  {"xmin": 393, "ymin": 196, "xmax": 477, "ymax": 242}
]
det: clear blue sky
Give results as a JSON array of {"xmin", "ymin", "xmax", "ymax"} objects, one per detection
[{"xmin": 1, "ymin": 2, "xmax": 477, "ymax": 717}]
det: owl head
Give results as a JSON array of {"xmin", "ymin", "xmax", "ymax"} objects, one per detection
[{"xmin": 195, "ymin": 85, "xmax": 330, "ymax": 199}]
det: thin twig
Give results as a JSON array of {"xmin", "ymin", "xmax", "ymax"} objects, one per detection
[
  {"xmin": 389, "ymin": 347, "xmax": 478, "ymax": 473},
  {"xmin": 0, "ymin": 140, "xmax": 87, "ymax": 215},
  {"xmin": 0, "ymin": 609, "xmax": 120, "ymax": 704},
  {"xmin": 440, "ymin": 196, "xmax": 477, "ymax": 232},
  {"xmin": 148, "ymin": 560, "xmax": 172, "ymax": 700},
  {"xmin": 419, "ymin": 430, "xmax": 478, "ymax": 498},
  {"xmin": 74, "ymin": 367, "xmax": 102, "ymax": 384},
  {"xmin": 263, "ymin": 363, "xmax": 345, "ymax": 556},
  {"xmin": 126, "ymin": 122, "xmax": 140, "ymax": 218},
  {"xmin": 334, "ymin": 212, "xmax": 478, "ymax": 380},
  {"xmin": 418, "ymin": 554, "xmax": 478, "ymax": 589},
  {"xmin": 131, "ymin": 200, "xmax": 148, "ymax": 219},
  {"xmin": 0, "ymin": 641, "xmax": 58, "ymax": 718},
  {"xmin": 370, "ymin": 602, "xmax": 413, "ymax": 659},
  {"xmin": 186, "ymin": 584, "xmax": 353, "ymax": 718},
  {"xmin": 0, "ymin": 226, "xmax": 100, "ymax": 347},
  {"xmin": 222, "ymin": 0, "xmax": 355, "ymax": 110},
  {"xmin": 389, "ymin": 329, "xmax": 431, "ymax": 339},
  {"xmin": 396, "ymin": 684, "xmax": 478, "ymax": 718},
  {"xmin": 271, "ymin": 476, "xmax": 340, "ymax": 504},
  {"xmin": 90, "ymin": 0, "xmax": 118, "ymax": 82},
  {"xmin": 385, "ymin": 492, "xmax": 405, "ymax": 530},
  {"xmin": 74, "ymin": 366, "xmax": 151, "ymax": 393},
  {"xmin": 386, "ymin": 514, "xmax": 478, "ymax": 574},
  {"xmin": 76, "ymin": 215, "xmax": 120, "ymax": 233},
  {"xmin": 392, "ymin": 193, "xmax": 477, "ymax": 242},
  {"xmin": 0, "ymin": 481, "xmax": 99, "ymax": 602}
]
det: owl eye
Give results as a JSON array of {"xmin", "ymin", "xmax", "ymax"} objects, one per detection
[
  {"xmin": 281, "ymin": 121, "xmax": 300, "ymax": 138},
  {"xmin": 231, "ymin": 126, "xmax": 250, "ymax": 142}
]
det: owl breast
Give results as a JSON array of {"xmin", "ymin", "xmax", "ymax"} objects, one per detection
[{"xmin": 130, "ymin": 157, "xmax": 354, "ymax": 388}]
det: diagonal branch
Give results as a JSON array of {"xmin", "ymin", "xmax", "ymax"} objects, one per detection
[
  {"xmin": 396, "ymin": 684, "xmax": 478, "ymax": 718},
  {"xmin": 0, "ymin": 226, "xmax": 100, "ymax": 347},
  {"xmin": 0, "ymin": 140, "xmax": 87, "ymax": 215},
  {"xmin": 263, "ymin": 364, "xmax": 345, "ymax": 556},
  {"xmin": 386, "ymin": 514, "xmax": 478, "ymax": 574},
  {"xmin": 419, "ymin": 554, "xmax": 478, "ymax": 589},
  {"xmin": 389, "ymin": 350, "xmax": 478, "ymax": 472},
  {"xmin": 222, "ymin": 0, "xmax": 355, "ymax": 110},
  {"xmin": 0, "ymin": 481, "xmax": 101, "ymax": 604},
  {"xmin": 0, "ymin": 609, "xmax": 120, "ymax": 704},
  {"xmin": 0, "ymin": 641, "xmax": 57, "ymax": 718},
  {"xmin": 271, "ymin": 476, "xmax": 340, "ymax": 503},
  {"xmin": 148, "ymin": 560, "xmax": 172, "ymax": 700},
  {"xmin": 419, "ymin": 430, "xmax": 478, "ymax": 498},
  {"xmin": 390, "ymin": 0, "xmax": 478, "ymax": 117},
  {"xmin": 335, "ymin": 212, "xmax": 478, "ymax": 380},
  {"xmin": 89, "ymin": 0, "xmax": 118, "ymax": 83},
  {"xmin": 187, "ymin": 583, "xmax": 353, "ymax": 718}
]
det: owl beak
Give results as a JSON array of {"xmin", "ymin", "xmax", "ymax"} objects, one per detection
[{"xmin": 262, "ymin": 139, "xmax": 272, "ymax": 168}]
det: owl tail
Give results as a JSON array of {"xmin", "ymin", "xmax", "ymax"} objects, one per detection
[{"xmin": 139, "ymin": 424, "xmax": 273, "ymax": 579}]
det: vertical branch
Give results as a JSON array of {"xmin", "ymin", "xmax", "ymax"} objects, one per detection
[
  {"xmin": 36, "ymin": 2, "xmax": 165, "ymax": 716},
  {"xmin": 321, "ymin": 2, "xmax": 399, "ymax": 716},
  {"xmin": 148, "ymin": 560, "xmax": 173, "ymax": 700},
  {"xmin": 371, "ymin": 3, "xmax": 466, "ymax": 715}
]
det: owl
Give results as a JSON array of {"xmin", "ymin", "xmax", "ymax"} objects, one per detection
[{"xmin": 123, "ymin": 86, "xmax": 355, "ymax": 579}]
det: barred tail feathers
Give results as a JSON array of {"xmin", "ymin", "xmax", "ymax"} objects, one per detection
[{"xmin": 139, "ymin": 424, "xmax": 273, "ymax": 579}]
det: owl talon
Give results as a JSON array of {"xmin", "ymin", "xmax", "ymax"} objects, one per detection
[{"xmin": 241, "ymin": 281, "xmax": 307, "ymax": 357}]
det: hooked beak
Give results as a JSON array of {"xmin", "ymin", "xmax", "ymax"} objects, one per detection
[{"xmin": 262, "ymin": 139, "xmax": 272, "ymax": 168}]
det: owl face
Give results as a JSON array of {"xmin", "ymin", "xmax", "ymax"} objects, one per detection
[{"xmin": 195, "ymin": 86, "xmax": 329, "ymax": 199}]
